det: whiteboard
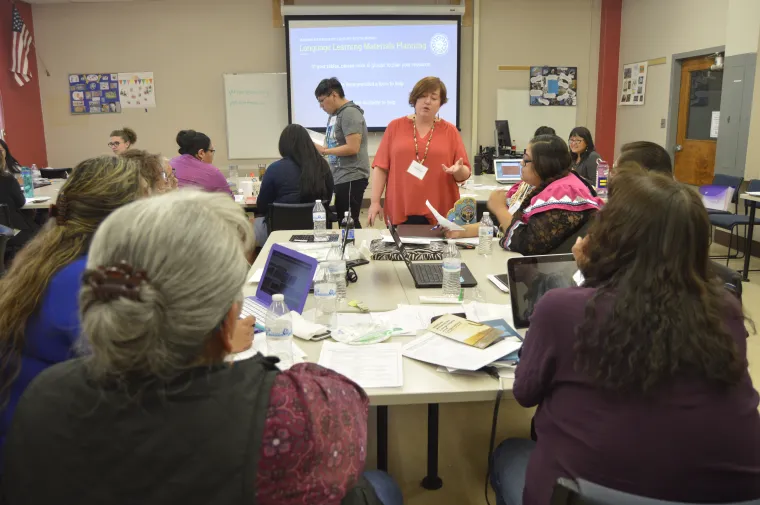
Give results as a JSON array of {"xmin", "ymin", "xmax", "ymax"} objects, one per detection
[
  {"xmin": 496, "ymin": 89, "xmax": 578, "ymax": 151},
  {"xmin": 224, "ymin": 73, "xmax": 288, "ymax": 159}
]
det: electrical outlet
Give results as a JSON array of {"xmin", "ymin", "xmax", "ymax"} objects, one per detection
[{"xmin": 660, "ymin": 119, "xmax": 666, "ymax": 128}]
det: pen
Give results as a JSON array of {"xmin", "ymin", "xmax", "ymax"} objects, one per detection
[{"xmin": 431, "ymin": 225, "xmax": 441, "ymax": 231}]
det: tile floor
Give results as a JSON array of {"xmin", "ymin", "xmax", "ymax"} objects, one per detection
[{"xmin": 356, "ymin": 209, "xmax": 760, "ymax": 505}]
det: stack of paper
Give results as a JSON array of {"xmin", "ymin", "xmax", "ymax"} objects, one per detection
[
  {"xmin": 402, "ymin": 332, "xmax": 522, "ymax": 372},
  {"xmin": 225, "ymin": 332, "xmax": 308, "ymax": 369},
  {"xmin": 318, "ymin": 341, "xmax": 403, "ymax": 388}
]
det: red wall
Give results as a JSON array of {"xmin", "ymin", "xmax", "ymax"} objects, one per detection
[
  {"xmin": 594, "ymin": 0, "xmax": 622, "ymax": 163},
  {"xmin": 0, "ymin": 1, "xmax": 46, "ymax": 166}
]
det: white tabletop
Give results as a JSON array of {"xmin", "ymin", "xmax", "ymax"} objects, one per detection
[
  {"xmin": 23, "ymin": 180, "xmax": 63, "ymax": 209},
  {"xmin": 245, "ymin": 229, "xmax": 520, "ymax": 406},
  {"xmin": 740, "ymin": 193, "xmax": 760, "ymax": 204}
]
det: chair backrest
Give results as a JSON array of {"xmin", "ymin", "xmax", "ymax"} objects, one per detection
[
  {"xmin": 551, "ymin": 478, "xmax": 760, "ymax": 505},
  {"xmin": 266, "ymin": 201, "xmax": 332, "ymax": 233},
  {"xmin": 551, "ymin": 219, "xmax": 592, "ymax": 254},
  {"xmin": 0, "ymin": 204, "xmax": 11, "ymax": 228},
  {"xmin": 40, "ymin": 167, "xmax": 71, "ymax": 180},
  {"xmin": 712, "ymin": 174, "xmax": 744, "ymax": 213}
]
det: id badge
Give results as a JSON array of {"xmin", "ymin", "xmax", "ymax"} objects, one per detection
[{"xmin": 407, "ymin": 160, "xmax": 428, "ymax": 181}]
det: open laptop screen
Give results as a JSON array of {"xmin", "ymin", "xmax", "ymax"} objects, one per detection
[
  {"xmin": 507, "ymin": 254, "xmax": 579, "ymax": 328},
  {"xmin": 258, "ymin": 246, "xmax": 316, "ymax": 312},
  {"xmin": 494, "ymin": 159, "xmax": 523, "ymax": 182}
]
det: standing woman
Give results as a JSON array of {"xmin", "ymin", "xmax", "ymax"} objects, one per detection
[
  {"xmin": 254, "ymin": 124, "xmax": 334, "ymax": 246},
  {"xmin": 108, "ymin": 127, "xmax": 137, "ymax": 155},
  {"xmin": 368, "ymin": 77, "xmax": 470, "ymax": 226},
  {"xmin": 170, "ymin": 130, "xmax": 232, "ymax": 196},
  {"xmin": 568, "ymin": 126, "xmax": 601, "ymax": 183}
]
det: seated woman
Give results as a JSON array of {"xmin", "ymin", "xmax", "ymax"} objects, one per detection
[
  {"xmin": 108, "ymin": 127, "xmax": 137, "ymax": 155},
  {"xmin": 254, "ymin": 124, "xmax": 334, "ymax": 246},
  {"xmin": 449, "ymin": 135, "xmax": 603, "ymax": 255},
  {"xmin": 568, "ymin": 126, "xmax": 601, "ymax": 183},
  {"xmin": 0, "ymin": 154, "xmax": 194, "ymax": 474},
  {"xmin": 170, "ymin": 130, "xmax": 232, "ymax": 195},
  {"xmin": 122, "ymin": 149, "xmax": 178, "ymax": 195},
  {"xmin": 1, "ymin": 190, "xmax": 402, "ymax": 505},
  {"xmin": 0, "ymin": 139, "xmax": 38, "ymax": 253},
  {"xmin": 490, "ymin": 169, "xmax": 760, "ymax": 505}
]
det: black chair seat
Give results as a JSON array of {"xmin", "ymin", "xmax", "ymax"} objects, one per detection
[
  {"xmin": 40, "ymin": 167, "xmax": 71, "ymax": 179},
  {"xmin": 709, "ymin": 214, "xmax": 760, "ymax": 229}
]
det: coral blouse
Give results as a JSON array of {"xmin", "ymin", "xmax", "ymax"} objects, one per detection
[{"xmin": 373, "ymin": 116, "xmax": 469, "ymax": 225}]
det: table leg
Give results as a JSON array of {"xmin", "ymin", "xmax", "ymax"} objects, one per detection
[
  {"xmin": 742, "ymin": 202, "xmax": 756, "ymax": 282},
  {"xmin": 377, "ymin": 406, "xmax": 388, "ymax": 472},
  {"xmin": 421, "ymin": 403, "xmax": 444, "ymax": 490}
]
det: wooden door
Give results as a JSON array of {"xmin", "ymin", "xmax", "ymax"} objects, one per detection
[{"xmin": 674, "ymin": 56, "xmax": 723, "ymax": 185}]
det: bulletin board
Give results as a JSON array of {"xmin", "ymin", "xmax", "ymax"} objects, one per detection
[
  {"xmin": 529, "ymin": 66, "xmax": 578, "ymax": 106},
  {"xmin": 69, "ymin": 73, "xmax": 122, "ymax": 115}
]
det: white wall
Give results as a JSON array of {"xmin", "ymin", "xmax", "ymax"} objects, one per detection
[
  {"xmin": 725, "ymin": 0, "xmax": 760, "ymax": 56},
  {"xmin": 33, "ymin": 0, "xmax": 600, "ymax": 170},
  {"xmin": 615, "ymin": 0, "xmax": 729, "ymax": 154}
]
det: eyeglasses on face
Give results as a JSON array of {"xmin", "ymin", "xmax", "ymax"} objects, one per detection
[
  {"xmin": 205, "ymin": 149, "xmax": 216, "ymax": 154},
  {"xmin": 108, "ymin": 141, "xmax": 122, "ymax": 148},
  {"xmin": 521, "ymin": 158, "xmax": 533, "ymax": 165},
  {"xmin": 569, "ymin": 138, "xmax": 585, "ymax": 145},
  {"xmin": 317, "ymin": 93, "xmax": 334, "ymax": 104}
]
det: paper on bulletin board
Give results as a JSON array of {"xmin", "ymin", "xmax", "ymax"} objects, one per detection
[
  {"xmin": 710, "ymin": 111, "xmax": 720, "ymax": 138},
  {"xmin": 620, "ymin": 61, "xmax": 648, "ymax": 106},
  {"xmin": 529, "ymin": 66, "xmax": 577, "ymax": 106},
  {"xmin": 69, "ymin": 73, "xmax": 122, "ymax": 115},
  {"xmin": 118, "ymin": 72, "xmax": 156, "ymax": 108}
]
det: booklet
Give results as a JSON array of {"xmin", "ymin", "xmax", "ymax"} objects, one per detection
[{"xmin": 427, "ymin": 314, "xmax": 503, "ymax": 349}]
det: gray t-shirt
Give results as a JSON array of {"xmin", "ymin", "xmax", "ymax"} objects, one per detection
[
  {"xmin": 573, "ymin": 151, "xmax": 601, "ymax": 184},
  {"xmin": 326, "ymin": 101, "xmax": 370, "ymax": 185}
]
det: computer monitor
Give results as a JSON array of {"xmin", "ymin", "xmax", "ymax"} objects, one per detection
[{"xmin": 495, "ymin": 120, "xmax": 512, "ymax": 157}]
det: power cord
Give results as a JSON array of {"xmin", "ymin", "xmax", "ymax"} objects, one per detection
[{"xmin": 483, "ymin": 366, "xmax": 504, "ymax": 505}]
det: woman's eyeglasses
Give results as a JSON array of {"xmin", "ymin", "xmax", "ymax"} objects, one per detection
[
  {"xmin": 521, "ymin": 158, "xmax": 533, "ymax": 166},
  {"xmin": 568, "ymin": 138, "xmax": 584, "ymax": 145},
  {"xmin": 108, "ymin": 141, "xmax": 122, "ymax": 148}
]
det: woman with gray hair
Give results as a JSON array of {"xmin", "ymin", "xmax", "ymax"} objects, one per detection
[{"xmin": 1, "ymin": 190, "xmax": 402, "ymax": 505}]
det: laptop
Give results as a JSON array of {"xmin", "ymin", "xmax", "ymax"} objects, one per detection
[
  {"xmin": 241, "ymin": 243, "xmax": 319, "ymax": 329},
  {"xmin": 493, "ymin": 159, "xmax": 523, "ymax": 185},
  {"xmin": 387, "ymin": 221, "xmax": 478, "ymax": 289},
  {"xmin": 506, "ymin": 254, "xmax": 580, "ymax": 328}
]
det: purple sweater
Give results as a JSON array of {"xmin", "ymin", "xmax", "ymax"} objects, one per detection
[
  {"xmin": 170, "ymin": 154, "xmax": 232, "ymax": 195},
  {"xmin": 516, "ymin": 287, "xmax": 760, "ymax": 505}
]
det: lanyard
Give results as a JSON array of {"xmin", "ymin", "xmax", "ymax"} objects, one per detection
[{"xmin": 412, "ymin": 116, "xmax": 436, "ymax": 166}]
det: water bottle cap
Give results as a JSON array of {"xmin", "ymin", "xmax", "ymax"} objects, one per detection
[
  {"xmin": 447, "ymin": 239, "xmax": 456, "ymax": 245},
  {"xmin": 273, "ymin": 294, "xmax": 284, "ymax": 302},
  {"xmin": 315, "ymin": 200, "xmax": 320, "ymax": 203},
  {"xmin": 483, "ymin": 212, "xmax": 490, "ymax": 216},
  {"xmin": 344, "ymin": 211, "xmax": 349, "ymax": 216}
]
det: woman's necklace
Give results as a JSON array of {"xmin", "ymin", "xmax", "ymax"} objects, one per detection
[{"xmin": 412, "ymin": 115, "xmax": 436, "ymax": 166}]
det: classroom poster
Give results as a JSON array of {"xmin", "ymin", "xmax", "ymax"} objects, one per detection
[
  {"xmin": 529, "ymin": 66, "xmax": 577, "ymax": 106},
  {"xmin": 118, "ymin": 72, "xmax": 156, "ymax": 108},
  {"xmin": 69, "ymin": 73, "xmax": 122, "ymax": 115},
  {"xmin": 620, "ymin": 61, "xmax": 648, "ymax": 105}
]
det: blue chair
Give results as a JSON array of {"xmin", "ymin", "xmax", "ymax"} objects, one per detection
[
  {"xmin": 706, "ymin": 174, "xmax": 743, "ymax": 215},
  {"xmin": 551, "ymin": 478, "xmax": 760, "ymax": 505},
  {"xmin": 709, "ymin": 179, "xmax": 760, "ymax": 266}
]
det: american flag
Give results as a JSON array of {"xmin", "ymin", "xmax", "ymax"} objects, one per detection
[{"xmin": 11, "ymin": 5, "xmax": 33, "ymax": 86}]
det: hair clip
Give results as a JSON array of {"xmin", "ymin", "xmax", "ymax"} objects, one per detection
[
  {"xmin": 83, "ymin": 261, "xmax": 149, "ymax": 302},
  {"xmin": 50, "ymin": 193, "xmax": 68, "ymax": 225}
]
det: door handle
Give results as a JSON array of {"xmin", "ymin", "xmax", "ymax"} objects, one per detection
[{"xmin": 675, "ymin": 144, "xmax": 683, "ymax": 152}]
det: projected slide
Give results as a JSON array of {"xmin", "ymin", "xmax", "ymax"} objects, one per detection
[{"xmin": 287, "ymin": 19, "xmax": 459, "ymax": 130}]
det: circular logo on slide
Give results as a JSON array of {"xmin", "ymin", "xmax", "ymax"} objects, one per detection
[{"xmin": 430, "ymin": 33, "xmax": 449, "ymax": 56}]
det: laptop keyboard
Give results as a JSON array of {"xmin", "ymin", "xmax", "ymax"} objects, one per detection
[
  {"xmin": 412, "ymin": 263, "xmax": 443, "ymax": 284},
  {"xmin": 241, "ymin": 297, "xmax": 268, "ymax": 322}
]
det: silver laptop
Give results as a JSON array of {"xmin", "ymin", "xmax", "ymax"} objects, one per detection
[{"xmin": 494, "ymin": 159, "xmax": 523, "ymax": 185}]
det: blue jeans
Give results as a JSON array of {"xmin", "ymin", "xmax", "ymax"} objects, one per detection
[
  {"xmin": 364, "ymin": 470, "xmax": 404, "ymax": 505},
  {"xmin": 490, "ymin": 438, "xmax": 536, "ymax": 505}
]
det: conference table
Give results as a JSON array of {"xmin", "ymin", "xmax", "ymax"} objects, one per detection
[
  {"xmin": 244, "ymin": 229, "xmax": 521, "ymax": 488},
  {"xmin": 740, "ymin": 193, "xmax": 760, "ymax": 281}
]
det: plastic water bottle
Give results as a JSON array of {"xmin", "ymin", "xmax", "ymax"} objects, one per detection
[
  {"xmin": 21, "ymin": 167, "xmax": 34, "ymax": 198},
  {"xmin": 341, "ymin": 211, "xmax": 355, "ymax": 244},
  {"xmin": 326, "ymin": 244, "xmax": 347, "ymax": 303},
  {"xmin": 31, "ymin": 164, "xmax": 40, "ymax": 179},
  {"xmin": 313, "ymin": 264, "xmax": 337, "ymax": 328},
  {"xmin": 313, "ymin": 200, "xmax": 327, "ymax": 241},
  {"xmin": 442, "ymin": 239, "xmax": 462, "ymax": 298},
  {"xmin": 265, "ymin": 294, "xmax": 293, "ymax": 369},
  {"xmin": 596, "ymin": 159, "xmax": 609, "ymax": 198},
  {"xmin": 229, "ymin": 165, "xmax": 239, "ymax": 188},
  {"xmin": 478, "ymin": 212, "xmax": 494, "ymax": 256}
]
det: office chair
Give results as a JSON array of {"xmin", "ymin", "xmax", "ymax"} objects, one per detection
[
  {"xmin": 266, "ymin": 201, "xmax": 334, "ymax": 233},
  {"xmin": 40, "ymin": 167, "xmax": 71, "ymax": 180},
  {"xmin": 709, "ymin": 179, "xmax": 760, "ymax": 265},
  {"xmin": 552, "ymin": 220, "xmax": 592, "ymax": 255},
  {"xmin": 550, "ymin": 478, "xmax": 760, "ymax": 505},
  {"xmin": 706, "ymin": 174, "xmax": 743, "ymax": 215}
]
